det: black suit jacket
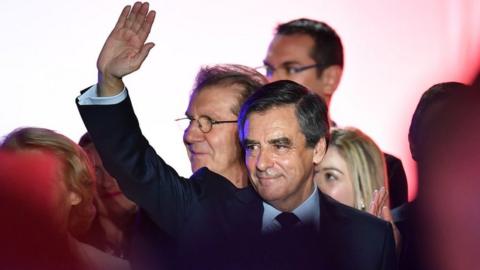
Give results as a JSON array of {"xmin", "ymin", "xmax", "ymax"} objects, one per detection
[
  {"xmin": 77, "ymin": 91, "xmax": 397, "ymax": 270},
  {"xmin": 384, "ymin": 153, "xmax": 408, "ymax": 208}
]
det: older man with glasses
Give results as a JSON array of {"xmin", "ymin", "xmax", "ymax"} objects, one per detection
[{"xmin": 76, "ymin": 2, "xmax": 268, "ymax": 269}]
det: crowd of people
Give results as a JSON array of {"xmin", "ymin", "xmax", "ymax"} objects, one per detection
[{"xmin": 1, "ymin": 2, "xmax": 478, "ymax": 270}]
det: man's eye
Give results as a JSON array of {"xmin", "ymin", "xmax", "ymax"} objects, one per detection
[
  {"xmin": 265, "ymin": 66, "xmax": 275, "ymax": 77},
  {"xmin": 273, "ymin": 144, "xmax": 290, "ymax": 151},
  {"xmin": 285, "ymin": 66, "xmax": 300, "ymax": 75},
  {"xmin": 245, "ymin": 144, "xmax": 258, "ymax": 151}
]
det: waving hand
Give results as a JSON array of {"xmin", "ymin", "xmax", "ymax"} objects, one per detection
[{"xmin": 97, "ymin": 2, "xmax": 156, "ymax": 96}]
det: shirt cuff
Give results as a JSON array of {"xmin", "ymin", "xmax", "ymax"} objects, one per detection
[{"xmin": 77, "ymin": 84, "xmax": 127, "ymax": 105}]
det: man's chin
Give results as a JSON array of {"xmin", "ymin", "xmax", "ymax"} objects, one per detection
[{"xmin": 255, "ymin": 186, "xmax": 282, "ymax": 202}]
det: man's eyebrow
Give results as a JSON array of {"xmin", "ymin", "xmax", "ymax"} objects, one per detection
[
  {"xmin": 268, "ymin": 137, "xmax": 292, "ymax": 146},
  {"xmin": 263, "ymin": 60, "xmax": 301, "ymax": 67},
  {"xmin": 280, "ymin": 61, "xmax": 301, "ymax": 66}
]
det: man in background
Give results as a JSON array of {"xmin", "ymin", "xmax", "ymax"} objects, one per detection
[{"xmin": 261, "ymin": 18, "xmax": 408, "ymax": 209}]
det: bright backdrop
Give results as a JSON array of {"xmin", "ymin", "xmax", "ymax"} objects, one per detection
[{"xmin": 1, "ymin": 0, "xmax": 480, "ymax": 200}]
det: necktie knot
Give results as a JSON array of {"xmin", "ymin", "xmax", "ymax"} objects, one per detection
[{"xmin": 275, "ymin": 212, "xmax": 300, "ymax": 229}]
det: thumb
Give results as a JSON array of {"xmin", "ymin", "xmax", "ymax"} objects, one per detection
[{"xmin": 133, "ymin": 42, "xmax": 155, "ymax": 69}]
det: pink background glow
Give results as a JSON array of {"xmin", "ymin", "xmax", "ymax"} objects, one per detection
[{"xmin": 1, "ymin": 0, "xmax": 479, "ymax": 200}]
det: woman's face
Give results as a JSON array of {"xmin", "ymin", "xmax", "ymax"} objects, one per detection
[{"xmin": 315, "ymin": 146, "xmax": 355, "ymax": 207}]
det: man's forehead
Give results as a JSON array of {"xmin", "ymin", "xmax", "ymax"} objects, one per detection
[
  {"xmin": 244, "ymin": 106, "xmax": 301, "ymax": 138},
  {"xmin": 187, "ymin": 86, "xmax": 238, "ymax": 115},
  {"xmin": 266, "ymin": 34, "xmax": 315, "ymax": 62}
]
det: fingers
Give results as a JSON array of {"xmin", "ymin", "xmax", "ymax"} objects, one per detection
[
  {"xmin": 122, "ymin": 2, "xmax": 154, "ymax": 42},
  {"xmin": 131, "ymin": 42, "xmax": 155, "ymax": 69},
  {"xmin": 377, "ymin": 187, "xmax": 388, "ymax": 210},
  {"xmin": 114, "ymin": 5, "xmax": 132, "ymax": 30},
  {"xmin": 125, "ymin": 2, "xmax": 144, "ymax": 29},
  {"xmin": 368, "ymin": 187, "xmax": 388, "ymax": 217},
  {"xmin": 138, "ymin": 10, "xmax": 156, "ymax": 43},
  {"xmin": 132, "ymin": 2, "xmax": 150, "ymax": 32},
  {"xmin": 368, "ymin": 190, "xmax": 379, "ymax": 215}
]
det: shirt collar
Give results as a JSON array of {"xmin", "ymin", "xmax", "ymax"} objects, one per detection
[{"xmin": 261, "ymin": 187, "xmax": 320, "ymax": 233}]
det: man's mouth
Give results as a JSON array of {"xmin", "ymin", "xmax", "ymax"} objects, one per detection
[
  {"xmin": 188, "ymin": 147, "xmax": 208, "ymax": 156},
  {"xmin": 256, "ymin": 172, "xmax": 281, "ymax": 182}
]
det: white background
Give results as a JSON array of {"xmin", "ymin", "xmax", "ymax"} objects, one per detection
[{"xmin": 1, "ymin": 0, "xmax": 480, "ymax": 199}]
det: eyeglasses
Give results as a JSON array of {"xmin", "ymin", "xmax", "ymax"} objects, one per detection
[
  {"xmin": 256, "ymin": 63, "xmax": 320, "ymax": 78},
  {"xmin": 175, "ymin": 115, "xmax": 237, "ymax": 133}
]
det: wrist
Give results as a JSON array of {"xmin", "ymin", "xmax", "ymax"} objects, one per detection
[{"xmin": 97, "ymin": 72, "xmax": 125, "ymax": 97}]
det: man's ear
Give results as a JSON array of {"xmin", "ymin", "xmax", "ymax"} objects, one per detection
[
  {"xmin": 313, "ymin": 138, "xmax": 327, "ymax": 164},
  {"xmin": 319, "ymin": 65, "xmax": 343, "ymax": 97},
  {"xmin": 69, "ymin": 192, "xmax": 82, "ymax": 206}
]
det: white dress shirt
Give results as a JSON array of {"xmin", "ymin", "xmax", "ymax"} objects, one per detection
[{"xmin": 77, "ymin": 84, "xmax": 127, "ymax": 105}]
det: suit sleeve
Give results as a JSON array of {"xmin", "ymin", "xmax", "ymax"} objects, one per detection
[{"xmin": 76, "ymin": 89, "xmax": 193, "ymax": 237}]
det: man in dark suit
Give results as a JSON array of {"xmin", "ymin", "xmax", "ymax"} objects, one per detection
[
  {"xmin": 238, "ymin": 80, "xmax": 397, "ymax": 269},
  {"xmin": 77, "ymin": 2, "xmax": 396, "ymax": 269},
  {"xmin": 261, "ymin": 18, "xmax": 408, "ymax": 209}
]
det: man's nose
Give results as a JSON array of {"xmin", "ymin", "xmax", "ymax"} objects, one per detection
[
  {"xmin": 267, "ymin": 71, "xmax": 283, "ymax": 83},
  {"xmin": 256, "ymin": 148, "xmax": 274, "ymax": 171},
  {"xmin": 184, "ymin": 121, "xmax": 204, "ymax": 143}
]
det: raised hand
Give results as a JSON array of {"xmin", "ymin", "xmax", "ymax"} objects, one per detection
[
  {"xmin": 368, "ymin": 187, "xmax": 402, "ymax": 256},
  {"xmin": 367, "ymin": 187, "xmax": 388, "ymax": 217},
  {"xmin": 97, "ymin": 2, "xmax": 156, "ymax": 96}
]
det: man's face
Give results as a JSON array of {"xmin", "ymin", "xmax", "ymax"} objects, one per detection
[
  {"xmin": 315, "ymin": 146, "xmax": 355, "ymax": 207},
  {"xmin": 83, "ymin": 144, "xmax": 137, "ymax": 219},
  {"xmin": 265, "ymin": 34, "xmax": 328, "ymax": 99},
  {"xmin": 243, "ymin": 105, "xmax": 324, "ymax": 211},
  {"xmin": 184, "ymin": 86, "xmax": 243, "ymax": 177}
]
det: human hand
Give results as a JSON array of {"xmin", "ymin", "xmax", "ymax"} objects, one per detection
[
  {"xmin": 97, "ymin": 2, "xmax": 156, "ymax": 96},
  {"xmin": 368, "ymin": 187, "xmax": 402, "ymax": 257},
  {"xmin": 367, "ymin": 187, "xmax": 388, "ymax": 217}
]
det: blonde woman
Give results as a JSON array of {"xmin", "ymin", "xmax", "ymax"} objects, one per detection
[
  {"xmin": 1, "ymin": 127, "xmax": 130, "ymax": 270},
  {"xmin": 315, "ymin": 127, "xmax": 401, "ymax": 254}
]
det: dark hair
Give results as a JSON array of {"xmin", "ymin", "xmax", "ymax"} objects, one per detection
[
  {"xmin": 191, "ymin": 64, "xmax": 267, "ymax": 115},
  {"xmin": 276, "ymin": 18, "xmax": 343, "ymax": 76},
  {"xmin": 238, "ymin": 80, "xmax": 329, "ymax": 148},
  {"xmin": 408, "ymin": 82, "xmax": 471, "ymax": 161},
  {"xmin": 78, "ymin": 132, "xmax": 92, "ymax": 147}
]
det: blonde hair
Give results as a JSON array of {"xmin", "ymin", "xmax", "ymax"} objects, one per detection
[
  {"xmin": 329, "ymin": 128, "xmax": 388, "ymax": 210},
  {"xmin": 1, "ymin": 127, "xmax": 96, "ymax": 237}
]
